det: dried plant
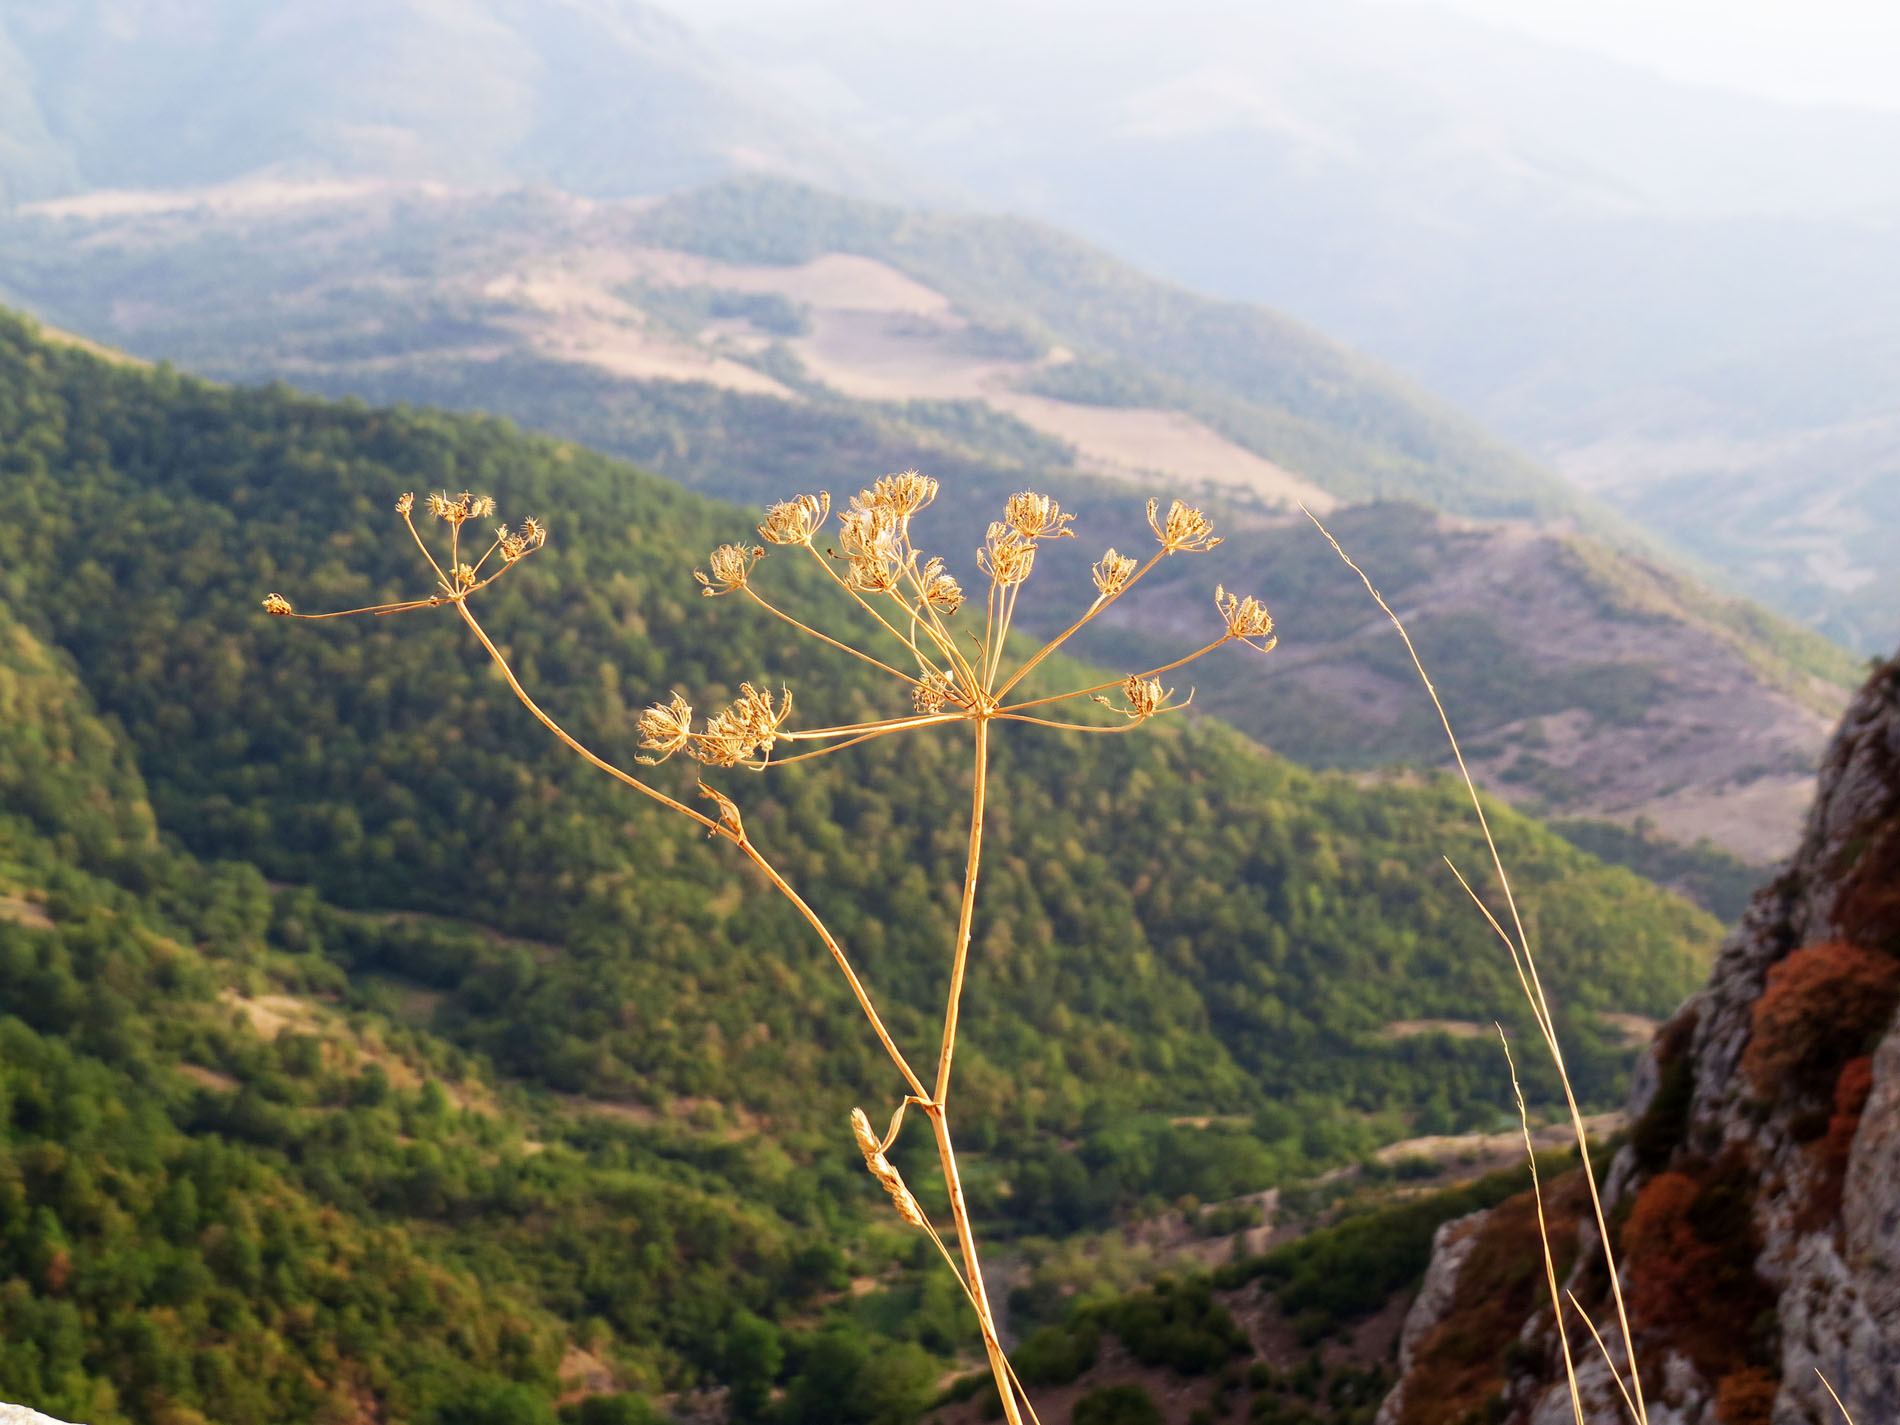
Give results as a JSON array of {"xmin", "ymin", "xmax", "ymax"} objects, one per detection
[
  {"xmin": 266, "ymin": 477, "xmax": 1275, "ymax": 1422},
  {"xmin": 1308, "ymin": 509, "xmax": 1650, "ymax": 1425}
]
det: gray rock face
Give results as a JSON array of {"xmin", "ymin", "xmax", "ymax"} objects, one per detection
[
  {"xmin": 1374, "ymin": 1211, "xmax": 1487, "ymax": 1425},
  {"xmin": 1379, "ymin": 652, "xmax": 1900, "ymax": 1425},
  {"xmin": 0, "ymin": 1405, "xmax": 76, "ymax": 1425}
]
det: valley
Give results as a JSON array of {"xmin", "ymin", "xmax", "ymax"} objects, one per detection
[{"xmin": 0, "ymin": 178, "xmax": 1859, "ymax": 873}]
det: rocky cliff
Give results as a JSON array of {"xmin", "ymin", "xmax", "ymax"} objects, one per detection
[{"xmin": 1379, "ymin": 649, "xmax": 1900, "ymax": 1425}]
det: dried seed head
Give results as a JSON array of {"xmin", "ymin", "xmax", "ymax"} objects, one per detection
[
  {"xmin": 469, "ymin": 495, "xmax": 497, "ymax": 520},
  {"xmin": 496, "ymin": 525, "xmax": 531, "ymax": 563},
  {"xmin": 454, "ymin": 563, "xmax": 478, "ymax": 590},
  {"xmin": 635, "ymin": 693, "xmax": 694, "ymax": 763},
  {"xmin": 847, "ymin": 553, "xmax": 903, "ymax": 595},
  {"xmin": 1147, "ymin": 497, "xmax": 1221, "ymax": 553},
  {"xmin": 1123, "ymin": 674, "xmax": 1167, "ymax": 718},
  {"xmin": 837, "ymin": 505, "xmax": 905, "ymax": 593},
  {"xmin": 691, "ymin": 683, "xmax": 792, "ymax": 767},
  {"xmin": 912, "ymin": 669, "xmax": 953, "ymax": 714},
  {"xmin": 867, "ymin": 470, "xmax": 938, "ymax": 518},
  {"xmin": 919, "ymin": 558, "xmax": 964, "ymax": 616},
  {"xmin": 1092, "ymin": 548, "xmax": 1137, "ymax": 597},
  {"xmin": 519, "ymin": 517, "xmax": 548, "ymax": 550},
  {"xmin": 1004, "ymin": 491, "xmax": 1075, "ymax": 540},
  {"xmin": 428, "ymin": 491, "xmax": 479, "ymax": 524},
  {"xmin": 261, "ymin": 593, "xmax": 294, "ymax": 616},
  {"xmin": 1096, "ymin": 673, "xmax": 1172, "ymax": 720},
  {"xmin": 395, "ymin": 492, "xmax": 415, "ymax": 515},
  {"xmin": 851, "ymin": 1108, "xmax": 926, "ymax": 1229},
  {"xmin": 978, "ymin": 523, "xmax": 1037, "ymax": 586},
  {"xmin": 696, "ymin": 543, "xmax": 764, "ymax": 596},
  {"xmin": 1215, "ymin": 586, "xmax": 1277, "ymax": 647},
  {"xmin": 849, "ymin": 1107, "xmax": 880, "ymax": 1158},
  {"xmin": 838, "ymin": 505, "xmax": 899, "ymax": 560},
  {"xmin": 758, "ymin": 491, "xmax": 831, "ymax": 546}
]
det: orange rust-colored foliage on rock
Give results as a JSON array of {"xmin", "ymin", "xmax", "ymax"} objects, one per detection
[
  {"xmin": 1713, "ymin": 1366, "xmax": 1778, "ymax": 1425},
  {"xmin": 1740, "ymin": 941, "xmax": 1900, "ymax": 1095},
  {"xmin": 1622, "ymin": 1157, "xmax": 1776, "ymax": 1387},
  {"xmin": 1623, "ymin": 1172, "xmax": 1711, "ymax": 1331},
  {"xmin": 1803, "ymin": 1054, "xmax": 1878, "ymax": 1227},
  {"xmin": 1836, "ymin": 808, "xmax": 1900, "ymax": 953},
  {"xmin": 1824, "ymin": 1055, "xmax": 1876, "ymax": 1169},
  {"xmin": 1392, "ymin": 1170, "xmax": 1588, "ymax": 1425}
]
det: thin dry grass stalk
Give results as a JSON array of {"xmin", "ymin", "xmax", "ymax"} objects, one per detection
[
  {"xmin": 1307, "ymin": 507, "xmax": 1650, "ymax": 1425},
  {"xmin": 267, "ymin": 477, "xmax": 1275, "ymax": 1422}
]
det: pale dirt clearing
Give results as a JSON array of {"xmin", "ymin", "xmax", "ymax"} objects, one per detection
[
  {"xmin": 482, "ymin": 260, "xmax": 796, "ymax": 397},
  {"xmin": 621, "ymin": 248, "xmax": 953, "ymax": 316},
  {"xmin": 487, "ymin": 243, "xmax": 1342, "ymax": 511},
  {"xmin": 0, "ymin": 894, "xmax": 54, "ymax": 930},
  {"xmin": 986, "ymin": 390, "xmax": 1338, "ymax": 512},
  {"xmin": 1625, "ymin": 774, "xmax": 1818, "ymax": 867}
]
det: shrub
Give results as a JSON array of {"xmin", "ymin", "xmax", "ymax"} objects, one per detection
[
  {"xmin": 1071, "ymin": 1383, "xmax": 1164, "ymax": 1425},
  {"xmin": 1741, "ymin": 941, "xmax": 1900, "ymax": 1094}
]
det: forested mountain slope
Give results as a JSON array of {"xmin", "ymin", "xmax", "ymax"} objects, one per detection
[
  {"xmin": 0, "ymin": 181, "xmax": 1857, "ymax": 868},
  {"xmin": 0, "ymin": 307, "xmax": 1714, "ymax": 1123},
  {"xmin": 0, "ymin": 305, "xmax": 1731, "ymax": 1423},
  {"xmin": 0, "ymin": 595, "xmax": 899, "ymax": 1425}
]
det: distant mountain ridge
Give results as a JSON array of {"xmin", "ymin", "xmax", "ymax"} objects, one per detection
[
  {"xmin": 0, "ymin": 0, "xmax": 907, "ymax": 205},
  {"xmin": 0, "ymin": 175, "xmax": 1858, "ymax": 866},
  {"xmin": 691, "ymin": 0, "xmax": 1900, "ymax": 654}
]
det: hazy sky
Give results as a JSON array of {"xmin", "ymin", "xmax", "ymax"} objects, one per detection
[
  {"xmin": 1388, "ymin": 0, "xmax": 1900, "ymax": 109},
  {"xmin": 678, "ymin": 0, "xmax": 1900, "ymax": 113}
]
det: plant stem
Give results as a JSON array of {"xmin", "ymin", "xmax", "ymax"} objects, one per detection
[
  {"xmin": 936, "ymin": 717, "xmax": 990, "ymax": 1104},
  {"xmin": 928, "ymin": 1101, "xmax": 1025, "ymax": 1425},
  {"xmin": 923, "ymin": 716, "xmax": 1023, "ymax": 1420}
]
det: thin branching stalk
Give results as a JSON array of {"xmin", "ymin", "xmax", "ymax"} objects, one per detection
[
  {"xmin": 1310, "ymin": 507, "xmax": 1647, "ymax": 1425},
  {"xmin": 266, "ymin": 477, "xmax": 1272, "ymax": 1421},
  {"xmin": 1816, "ymin": 1370, "xmax": 1859, "ymax": 1423}
]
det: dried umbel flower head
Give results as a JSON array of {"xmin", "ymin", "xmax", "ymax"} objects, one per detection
[
  {"xmin": 496, "ymin": 519, "xmax": 549, "ymax": 563},
  {"xmin": 867, "ymin": 470, "xmax": 939, "ymax": 518},
  {"xmin": 1092, "ymin": 549, "xmax": 1137, "ymax": 597},
  {"xmin": 395, "ymin": 492, "xmax": 415, "ymax": 515},
  {"xmin": 913, "ymin": 669, "xmax": 953, "ymax": 714},
  {"xmin": 978, "ymin": 523, "xmax": 1037, "ymax": 586},
  {"xmin": 1097, "ymin": 674, "xmax": 1171, "ymax": 720},
  {"xmin": 850, "ymin": 1108, "xmax": 926, "ymax": 1229},
  {"xmin": 837, "ymin": 505, "xmax": 905, "ymax": 593},
  {"xmin": 696, "ymin": 543, "xmax": 765, "ymax": 596},
  {"xmin": 919, "ymin": 559, "xmax": 964, "ymax": 616},
  {"xmin": 261, "ymin": 593, "xmax": 294, "ymax": 616},
  {"xmin": 838, "ymin": 504, "xmax": 899, "ymax": 560},
  {"xmin": 757, "ymin": 491, "xmax": 831, "ymax": 546},
  {"xmin": 1004, "ymin": 491, "xmax": 1075, "ymax": 541},
  {"xmin": 1147, "ymin": 497, "xmax": 1221, "ymax": 553},
  {"xmin": 1215, "ymin": 586, "xmax": 1277, "ymax": 648},
  {"xmin": 692, "ymin": 683, "xmax": 792, "ymax": 768},
  {"xmin": 635, "ymin": 693, "xmax": 694, "ymax": 764},
  {"xmin": 426, "ymin": 491, "xmax": 496, "ymax": 525}
]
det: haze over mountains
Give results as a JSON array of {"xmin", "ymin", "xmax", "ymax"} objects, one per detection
[
  {"xmin": 693, "ymin": 0, "xmax": 1900, "ymax": 654},
  {"xmin": 0, "ymin": 0, "xmax": 1876, "ymax": 868},
  {"xmin": 0, "ymin": 0, "xmax": 907, "ymax": 204},
  {"xmin": 3, "ymin": 0, "xmax": 1892, "ymax": 655}
]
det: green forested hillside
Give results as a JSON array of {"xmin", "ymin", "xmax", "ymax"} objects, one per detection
[
  {"xmin": 0, "ymin": 598, "xmax": 911, "ymax": 1425},
  {"xmin": 1, "ymin": 181, "xmax": 1859, "ymax": 886},
  {"xmin": 0, "ymin": 310, "xmax": 1718, "ymax": 1419}
]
